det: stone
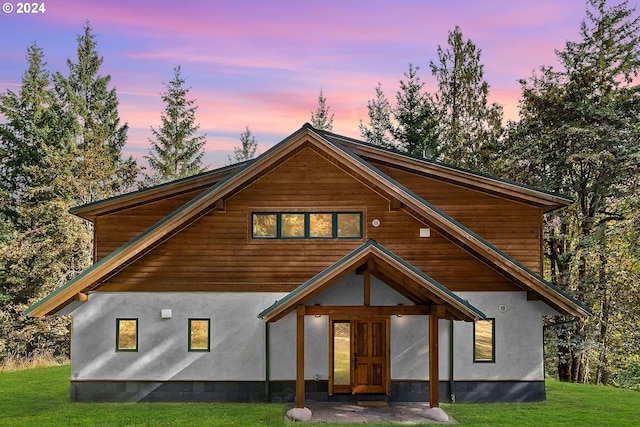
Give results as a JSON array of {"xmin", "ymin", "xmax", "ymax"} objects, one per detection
[
  {"xmin": 422, "ymin": 406, "xmax": 450, "ymax": 422},
  {"xmin": 286, "ymin": 407, "xmax": 313, "ymax": 422}
]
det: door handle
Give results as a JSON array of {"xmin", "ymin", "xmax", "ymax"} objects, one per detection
[{"xmin": 353, "ymin": 352, "xmax": 358, "ymax": 370}]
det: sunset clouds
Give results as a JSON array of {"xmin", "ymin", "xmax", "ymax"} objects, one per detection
[{"xmin": 0, "ymin": 0, "xmax": 598, "ymax": 168}]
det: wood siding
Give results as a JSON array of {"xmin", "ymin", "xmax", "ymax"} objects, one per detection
[{"xmin": 99, "ymin": 147, "xmax": 525, "ymax": 293}]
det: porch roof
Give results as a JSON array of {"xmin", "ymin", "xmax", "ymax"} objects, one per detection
[{"xmin": 257, "ymin": 239, "xmax": 485, "ymax": 322}]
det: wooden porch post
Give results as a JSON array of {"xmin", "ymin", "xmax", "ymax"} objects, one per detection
[
  {"xmin": 429, "ymin": 314, "xmax": 439, "ymax": 408},
  {"xmin": 296, "ymin": 305, "xmax": 305, "ymax": 408}
]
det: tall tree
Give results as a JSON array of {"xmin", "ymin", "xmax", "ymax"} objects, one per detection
[
  {"xmin": 498, "ymin": 0, "xmax": 640, "ymax": 384},
  {"xmin": 310, "ymin": 88, "xmax": 334, "ymax": 131},
  {"xmin": 359, "ymin": 82, "xmax": 395, "ymax": 149},
  {"xmin": 145, "ymin": 66, "xmax": 207, "ymax": 185},
  {"xmin": 0, "ymin": 44, "xmax": 58, "ymax": 217},
  {"xmin": 430, "ymin": 26, "xmax": 503, "ymax": 172},
  {"xmin": 53, "ymin": 21, "xmax": 137, "ymax": 201},
  {"xmin": 391, "ymin": 63, "xmax": 438, "ymax": 157},
  {"xmin": 0, "ymin": 43, "xmax": 94, "ymax": 363},
  {"xmin": 228, "ymin": 126, "xmax": 259, "ymax": 164}
]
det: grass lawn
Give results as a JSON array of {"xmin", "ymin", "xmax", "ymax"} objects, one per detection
[{"xmin": 1, "ymin": 365, "xmax": 639, "ymax": 426}]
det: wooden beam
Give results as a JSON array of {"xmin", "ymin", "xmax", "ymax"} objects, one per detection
[
  {"xmin": 390, "ymin": 198, "xmax": 402, "ymax": 211},
  {"xmin": 304, "ymin": 305, "xmax": 432, "ymax": 316},
  {"xmin": 527, "ymin": 291, "xmax": 542, "ymax": 301},
  {"xmin": 296, "ymin": 305, "xmax": 305, "ymax": 409},
  {"xmin": 429, "ymin": 314, "xmax": 440, "ymax": 408},
  {"xmin": 364, "ymin": 260, "xmax": 372, "ymax": 306},
  {"xmin": 213, "ymin": 199, "xmax": 225, "ymax": 212}
]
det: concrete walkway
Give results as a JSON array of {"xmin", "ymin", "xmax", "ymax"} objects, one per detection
[{"xmin": 286, "ymin": 402, "xmax": 457, "ymax": 424}]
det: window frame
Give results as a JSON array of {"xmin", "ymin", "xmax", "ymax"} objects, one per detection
[
  {"xmin": 473, "ymin": 318, "xmax": 495, "ymax": 363},
  {"xmin": 251, "ymin": 212, "xmax": 363, "ymax": 240},
  {"xmin": 116, "ymin": 318, "xmax": 138, "ymax": 352},
  {"xmin": 188, "ymin": 318, "xmax": 211, "ymax": 352}
]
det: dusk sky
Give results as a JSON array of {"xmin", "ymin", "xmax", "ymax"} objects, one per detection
[{"xmin": 0, "ymin": 0, "xmax": 614, "ymax": 168}]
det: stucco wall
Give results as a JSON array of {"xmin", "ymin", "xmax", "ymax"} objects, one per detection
[
  {"xmin": 71, "ymin": 286, "xmax": 556, "ymax": 383},
  {"xmin": 71, "ymin": 292, "xmax": 286, "ymax": 381}
]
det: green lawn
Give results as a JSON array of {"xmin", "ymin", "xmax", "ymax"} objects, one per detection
[{"xmin": 1, "ymin": 365, "xmax": 639, "ymax": 426}]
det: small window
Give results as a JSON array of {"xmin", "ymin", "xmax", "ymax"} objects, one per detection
[
  {"xmin": 252, "ymin": 213, "xmax": 277, "ymax": 238},
  {"xmin": 337, "ymin": 213, "xmax": 362, "ymax": 238},
  {"xmin": 474, "ymin": 319, "xmax": 495, "ymax": 362},
  {"xmin": 189, "ymin": 319, "xmax": 210, "ymax": 352},
  {"xmin": 116, "ymin": 318, "xmax": 138, "ymax": 352},
  {"xmin": 281, "ymin": 213, "xmax": 305, "ymax": 237},
  {"xmin": 309, "ymin": 213, "xmax": 333, "ymax": 238}
]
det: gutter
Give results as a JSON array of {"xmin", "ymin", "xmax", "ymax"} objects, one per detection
[{"xmin": 449, "ymin": 320, "xmax": 455, "ymax": 403}]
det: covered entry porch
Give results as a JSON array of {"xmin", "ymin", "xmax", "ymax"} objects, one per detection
[{"xmin": 258, "ymin": 240, "xmax": 484, "ymax": 418}]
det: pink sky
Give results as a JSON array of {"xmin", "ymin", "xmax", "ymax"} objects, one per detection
[{"xmin": 0, "ymin": 0, "xmax": 608, "ymax": 168}]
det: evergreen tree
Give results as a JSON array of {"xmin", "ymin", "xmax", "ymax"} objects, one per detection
[
  {"xmin": 0, "ymin": 44, "xmax": 58, "ymax": 217},
  {"xmin": 228, "ymin": 126, "xmax": 259, "ymax": 164},
  {"xmin": 498, "ymin": 0, "xmax": 640, "ymax": 384},
  {"xmin": 359, "ymin": 82, "xmax": 395, "ymax": 149},
  {"xmin": 145, "ymin": 66, "xmax": 206, "ymax": 185},
  {"xmin": 391, "ymin": 63, "xmax": 438, "ymax": 157},
  {"xmin": 310, "ymin": 88, "xmax": 334, "ymax": 131},
  {"xmin": 430, "ymin": 26, "xmax": 503, "ymax": 171},
  {"xmin": 53, "ymin": 21, "xmax": 137, "ymax": 201}
]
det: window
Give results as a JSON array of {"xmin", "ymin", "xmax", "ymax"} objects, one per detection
[
  {"xmin": 189, "ymin": 319, "xmax": 210, "ymax": 351},
  {"xmin": 473, "ymin": 319, "xmax": 495, "ymax": 362},
  {"xmin": 116, "ymin": 318, "xmax": 138, "ymax": 352},
  {"xmin": 252, "ymin": 212, "xmax": 362, "ymax": 239}
]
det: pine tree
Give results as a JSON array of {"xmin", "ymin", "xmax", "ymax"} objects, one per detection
[
  {"xmin": 145, "ymin": 66, "xmax": 206, "ymax": 185},
  {"xmin": 359, "ymin": 82, "xmax": 395, "ymax": 149},
  {"xmin": 498, "ymin": 0, "xmax": 640, "ymax": 384},
  {"xmin": 228, "ymin": 126, "xmax": 259, "ymax": 164},
  {"xmin": 310, "ymin": 88, "xmax": 334, "ymax": 131},
  {"xmin": 391, "ymin": 63, "xmax": 438, "ymax": 157},
  {"xmin": 53, "ymin": 21, "xmax": 137, "ymax": 201},
  {"xmin": 430, "ymin": 26, "xmax": 503, "ymax": 171}
]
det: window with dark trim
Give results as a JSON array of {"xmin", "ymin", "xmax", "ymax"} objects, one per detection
[
  {"xmin": 116, "ymin": 318, "xmax": 138, "ymax": 352},
  {"xmin": 252, "ymin": 212, "xmax": 363, "ymax": 239},
  {"xmin": 473, "ymin": 318, "xmax": 495, "ymax": 362},
  {"xmin": 188, "ymin": 319, "xmax": 210, "ymax": 352}
]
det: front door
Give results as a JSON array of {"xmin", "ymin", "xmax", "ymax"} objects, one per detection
[{"xmin": 330, "ymin": 318, "xmax": 390, "ymax": 395}]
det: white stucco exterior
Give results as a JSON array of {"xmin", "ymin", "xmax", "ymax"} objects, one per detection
[{"xmin": 70, "ymin": 274, "xmax": 558, "ymax": 386}]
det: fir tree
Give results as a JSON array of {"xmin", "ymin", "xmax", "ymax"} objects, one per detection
[
  {"xmin": 228, "ymin": 126, "xmax": 259, "ymax": 164},
  {"xmin": 310, "ymin": 88, "xmax": 334, "ymax": 131},
  {"xmin": 53, "ymin": 21, "xmax": 137, "ymax": 200},
  {"xmin": 145, "ymin": 66, "xmax": 206, "ymax": 185},
  {"xmin": 391, "ymin": 64, "xmax": 438, "ymax": 157},
  {"xmin": 430, "ymin": 26, "xmax": 503, "ymax": 171},
  {"xmin": 359, "ymin": 82, "xmax": 395, "ymax": 149}
]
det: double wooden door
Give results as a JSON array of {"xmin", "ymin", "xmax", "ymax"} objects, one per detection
[{"xmin": 330, "ymin": 318, "xmax": 390, "ymax": 395}]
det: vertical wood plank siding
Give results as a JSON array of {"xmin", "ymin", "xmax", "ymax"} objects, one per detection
[{"xmin": 97, "ymin": 148, "xmax": 538, "ymax": 293}]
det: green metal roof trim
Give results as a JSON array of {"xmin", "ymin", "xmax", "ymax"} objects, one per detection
[
  {"xmin": 312, "ymin": 128, "xmax": 592, "ymax": 317},
  {"xmin": 257, "ymin": 239, "xmax": 486, "ymax": 321},
  {"xmin": 69, "ymin": 161, "xmax": 250, "ymax": 215},
  {"xmin": 316, "ymin": 128, "xmax": 573, "ymax": 204}
]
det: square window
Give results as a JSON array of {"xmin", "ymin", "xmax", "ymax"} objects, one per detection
[
  {"xmin": 281, "ymin": 213, "xmax": 305, "ymax": 238},
  {"xmin": 337, "ymin": 213, "xmax": 362, "ymax": 238},
  {"xmin": 252, "ymin": 213, "xmax": 277, "ymax": 238},
  {"xmin": 116, "ymin": 319, "xmax": 138, "ymax": 352},
  {"xmin": 309, "ymin": 213, "xmax": 333, "ymax": 237},
  {"xmin": 189, "ymin": 319, "xmax": 210, "ymax": 351},
  {"xmin": 473, "ymin": 319, "xmax": 495, "ymax": 362}
]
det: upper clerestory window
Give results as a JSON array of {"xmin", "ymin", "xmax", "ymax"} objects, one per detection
[{"xmin": 252, "ymin": 212, "xmax": 362, "ymax": 239}]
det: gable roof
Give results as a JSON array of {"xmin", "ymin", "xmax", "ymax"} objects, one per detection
[
  {"xmin": 24, "ymin": 123, "xmax": 590, "ymax": 318},
  {"xmin": 258, "ymin": 239, "xmax": 485, "ymax": 322}
]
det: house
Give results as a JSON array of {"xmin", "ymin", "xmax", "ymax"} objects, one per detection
[{"xmin": 26, "ymin": 124, "xmax": 589, "ymax": 411}]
